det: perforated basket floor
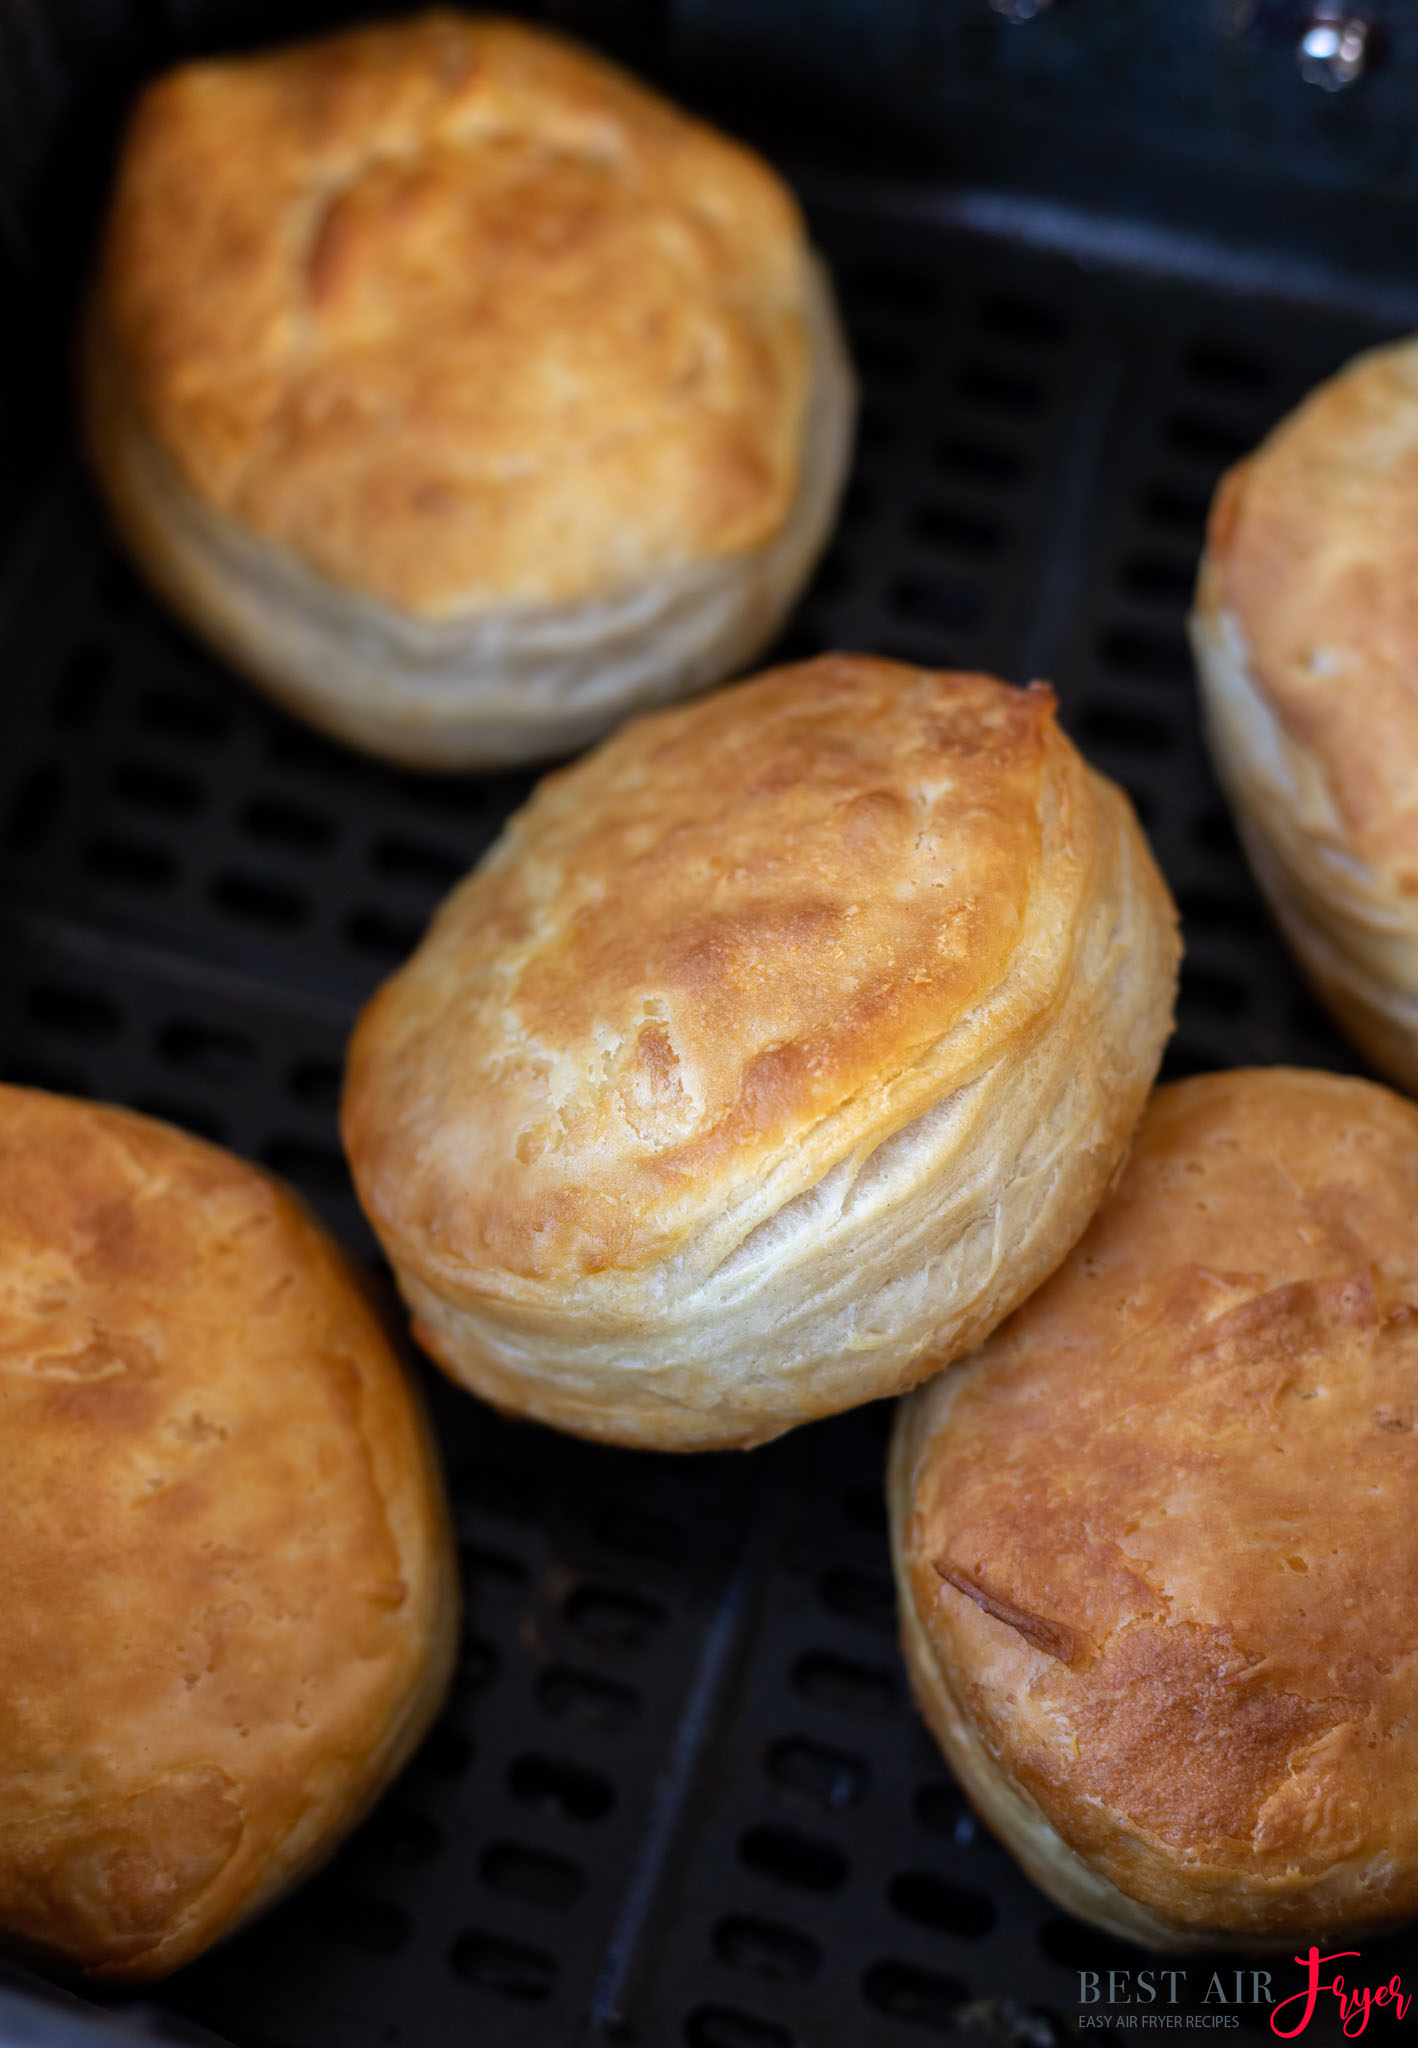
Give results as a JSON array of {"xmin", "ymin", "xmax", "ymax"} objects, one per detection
[{"xmin": 0, "ymin": 193, "xmax": 1399, "ymax": 2048}]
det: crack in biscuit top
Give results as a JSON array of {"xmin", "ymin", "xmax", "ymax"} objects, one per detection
[
  {"xmin": 99, "ymin": 11, "xmax": 812, "ymax": 616},
  {"xmin": 345, "ymin": 658, "xmax": 1072, "ymax": 1287}
]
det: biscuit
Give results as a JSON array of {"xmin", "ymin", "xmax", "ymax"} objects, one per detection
[
  {"xmin": 0, "ymin": 1086, "xmax": 457, "ymax": 1980},
  {"xmin": 342, "ymin": 654, "xmax": 1179, "ymax": 1450},
  {"xmin": 892, "ymin": 1067, "xmax": 1418, "ymax": 1947},
  {"xmin": 84, "ymin": 12, "xmax": 854, "ymax": 768},
  {"xmin": 1192, "ymin": 339, "xmax": 1418, "ymax": 1091}
]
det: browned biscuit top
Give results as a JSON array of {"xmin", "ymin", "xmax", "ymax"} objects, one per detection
[
  {"xmin": 907, "ymin": 1067, "xmax": 1418, "ymax": 1929},
  {"xmin": 1206, "ymin": 338, "xmax": 1418, "ymax": 891},
  {"xmin": 343, "ymin": 655, "xmax": 1087, "ymax": 1294},
  {"xmin": 95, "ymin": 11, "xmax": 812, "ymax": 617},
  {"xmin": 0, "ymin": 1085, "xmax": 451, "ymax": 1979}
]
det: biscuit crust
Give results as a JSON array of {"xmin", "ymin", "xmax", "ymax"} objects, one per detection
[
  {"xmin": 1193, "ymin": 340, "xmax": 1418, "ymax": 1090},
  {"xmin": 81, "ymin": 251, "xmax": 853, "ymax": 769},
  {"xmin": 343, "ymin": 655, "xmax": 1179, "ymax": 1448},
  {"xmin": 892, "ymin": 1068, "xmax": 1418, "ymax": 1946},
  {"xmin": 92, "ymin": 12, "xmax": 816, "ymax": 618},
  {"xmin": 0, "ymin": 1087, "xmax": 457, "ymax": 1981}
]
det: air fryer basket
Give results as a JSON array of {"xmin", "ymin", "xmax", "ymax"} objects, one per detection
[{"xmin": 1, "ymin": 5, "xmax": 1416, "ymax": 2044}]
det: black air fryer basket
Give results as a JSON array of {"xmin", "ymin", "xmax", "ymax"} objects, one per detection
[{"xmin": 1, "ymin": 4, "xmax": 1414, "ymax": 2044}]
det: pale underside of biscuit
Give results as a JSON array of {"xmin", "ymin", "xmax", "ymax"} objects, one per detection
[
  {"xmin": 0, "ymin": 1087, "xmax": 457, "ymax": 1981},
  {"xmin": 1192, "ymin": 567, "xmax": 1418, "ymax": 1093},
  {"xmin": 343, "ymin": 658, "xmax": 1180, "ymax": 1449},
  {"xmin": 892, "ymin": 1068, "xmax": 1418, "ymax": 1947},
  {"xmin": 82, "ymin": 260, "xmax": 854, "ymax": 768}
]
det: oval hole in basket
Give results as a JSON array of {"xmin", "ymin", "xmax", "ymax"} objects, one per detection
[
  {"xmin": 1098, "ymin": 625, "xmax": 1193, "ymax": 687},
  {"xmin": 1078, "ymin": 705, "xmax": 1170, "ymax": 756},
  {"xmin": 460, "ymin": 1544, "xmax": 526, "ymax": 1598},
  {"xmin": 765, "ymin": 1736, "xmax": 868, "ymax": 1811},
  {"xmin": 978, "ymin": 291, "xmax": 1066, "ymax": 347},
  {"xmin": 413, "ymin": 1719, "xmax": 473, "ymax": 1779},
  {"xmin": 861, "ymin": 1960, "xmax": 968, "ymax": 2031},
  {"xmin": 914, "ymin": 1780, "xmax": 975, "ymax": 1841},
  {"xmin": 212, "ymin": 872, "xmax": 308, "ymax": 929},
  {"xmin": 87, "ymin": 834, "xmax": 177, "ymax": 891},
  {"xmin": 1139, "ymin": 481, "xmax": 1210, "ymax": 534},
  {"xmin": 1184, "ymin": 341, "xmax": 1272, "ymax": 393},
  {"xmin": 936, "ymin": 434, "xmax": 1024, "ymax": 486},
  {"xmin": 853, "ymin": 262, "xmax": 938, "ymax": 316},
  {"xmin": 508, "ymin": 1752, "xmax": 615, "ymax": 1822},
  {"xmin": 372, "ymin": 834, "xmax": 464, "ymax": 891},
  {"xmin": 481, "ymin": 1840, "xmax": 585, "ymax": 1910},
  {"xmin": 460, "ymin": 1634, "xmax": 499, "ymax": 1691},
  {"xmin": 1165, "ymin": 410, "xmax": 1251, "ymax": 467},
  {"xmin": 889, "ymin": 573, "xmax": 984, "ymax": 634},
  {"xmin": 360, "ymin": 1807, "xmax": 445, "ymax": 1867},
  {"xmin": 449, "ymin": 1928, "xmax": 556, "ymax": 2001},
  {"xmin": 588, "ymin": 1498, "xmax": 688, "ymax": 1566},
  {"xmin": 264, "ymin": 1138, "xmax": 348, "ymax": 1198},
  {"xmin": 139, "ymin": 686, "xmax": 230, "ymax": 743},
  {"xmin": 285, "ymin": 1057, "xmax": 342, "ymax": 1109},
  {"xmin": 452, "ymin": 1454, "xmax": 539, "ymax": 1520},
  {"xmin": 113, "ymin": 759, "xmax": 204, "ymax": 819},
  {"xmin": 29, "ymin": 983, "xmax": 120, "ymax": 1044},
  {"xmin": 713, "ymin": 1913, "xmax": 821, "ymax": 1984},
  {"xmin": 1175, "ymin": 888, "xmax": 1272, "ymax": 942},
  {"xmin": 889, "ymin": 1869, "xmax": 996, "ymax": 1938},
  {"xmin": 818, "ymin": 1567, "xmax": 896, "ymax": 1635},
  {"xmin": 911, "ymin": 502, "xmax": 1004, "ymax": 558},
  {"xmin": 6, "ymin": 763, "xmax": 64, "ymax": 853},
  {"xmin": 537, "ymin": 1666, "xmax": 640, "ymax": 1734},
  {"xmin": 1181, "ymin": 965, "xmax": 1249, "ymax": 1020},
  {"xmin": 243, "ymin": 796, "xmax": 334, "ymax": 855},
  {"xmin": 685, "ymin": 2004, "xmax": 796, "ymax": 2048},
  {"xmin": 792, "ymin": 1651, "xmax": 895, "ymax": 1716},
  {"xmin": 134, "ymin": 1095, "xmax": 227, "ymax": 1146},
  {"xmin": 158, "ymin": 1021, "xmax": 254, "ymax": 1079},
  {"xmin": 841, "ymin": 1483, "xmax": 888, "ymax": 1536},
  {"xmin": 1036, "ymin": 1912, "xmax": 1150, "ymax": 1976},
  {"xmin": 739, "ymin": 1824, "xmax": 847, "ymax": 1894},
  {"xmin": 57, "ymin": 645, "xmax": 111, "ymax": 727},
  {"xmin": 564, "ymin": 1584, "xmax": 666, "ymax": 1655},
  {"xmin": 958, "ymin": 363, "xmax": 1043, "ymax": 412},
  {"xmin": 1117, "ymin": 552, "xmax": 1197, "ymax": 607},
  {"xmin": 309, "ymin": 1891, "xmax": 410, "ymax": 1956},
  {"xmin": 345, "ymin": 907, "xmax": 424, "ymax": 960}
]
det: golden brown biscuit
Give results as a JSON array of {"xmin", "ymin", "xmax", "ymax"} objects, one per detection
[
  {"xmin": 891, "ymin": 1067, "xmax": 1418, "ymax": 1948},
  {"xmin": 84, "ymin": 12, "xmax": 854, "ymax": 767},
  {"xmin": 342, "ymin": 654, "xmax": 1179, "ymax": 1450},
  {"xmin": 1192, "ymin": 340, "xmax": 1418, "ymax": 1091},
  {"xmin": 0, "ymin": 1086, "xmax": 457, "ymax": 1981}
]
